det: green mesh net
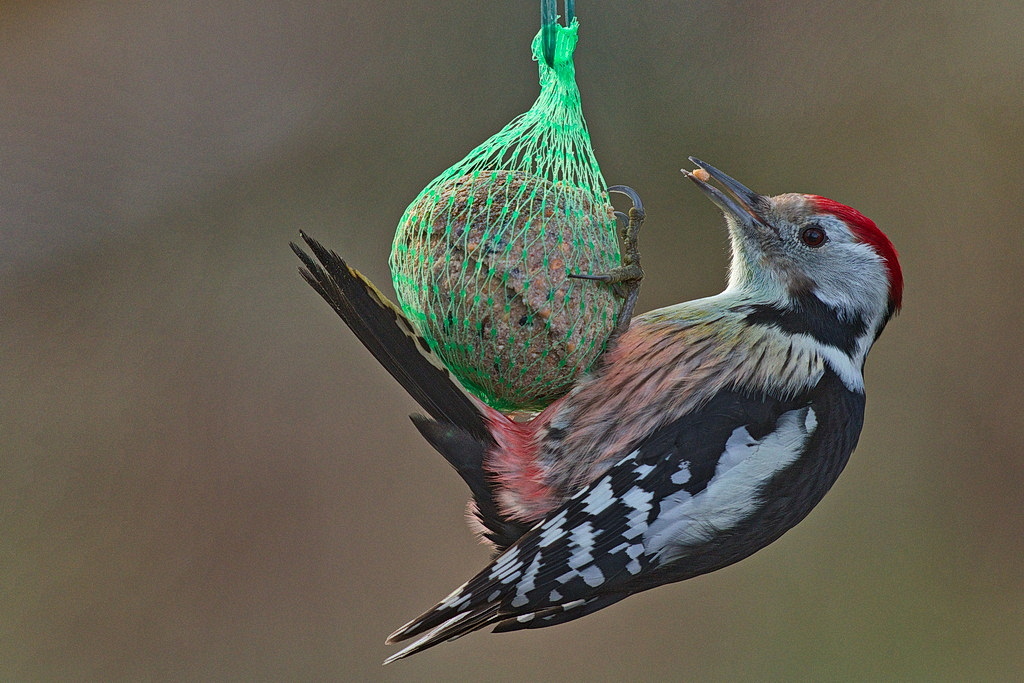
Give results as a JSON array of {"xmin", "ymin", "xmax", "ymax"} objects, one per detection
[{"xmin": 389, "ymin": 17, "xmax": 621, "ymax": 413}]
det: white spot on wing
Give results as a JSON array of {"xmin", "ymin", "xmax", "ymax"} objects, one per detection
[
  {"xmin": 618, "ymin": 485, "xmax": 654, "ymax": 540},
  {"xmin": 718, "ymin": 426, "xmax": 755, "ymax": 472},
  {"xmin": 607, "ymin": 539, "xmax": 645, "ymax": 574},
  {"xmin": 448, "ymin": 592, "xmax": 471, "ymax": 609},
  {"xmin": 622, "ymin": 485, "xmax": 653, "ymax": 514},
  {"xmin": 492, "ymin": 561, "xmax": 523, "ymax": 583},
  {"xmin": 632, "ymin": 462, "xmax": 655, "ymax": 480},
  {"xmin": 555, "ymin": 570, "xmax": 575, "ymax": 584},
  {"xmin": 670, "ymin": 462, "xmax": 692, "ymax": 485},
  {"xmin": 804, "ymin": 407, "xmax": 818, "ymax": 433},
  {"xmin": 537, "ymin": 511, "xmax": 569, "ymax": 546},
  {"xmin": 645, "ymin": 407, "xmax": 816, "ymax": 561},
  {"xmin": 511, "ymin": 554, "xmax": 545, "ymax": 606},
  {"xmin": 580, "ymin": 565, "xmax": 606, "ymax": 587},
  {"xmin": 583, "ymin": 478, "xmax": 615, "ymax": 516},
  {"xmin": 489, "ymin": 547, "xmax": 520, "ymax": 580},
  {"xmin": 537, "ymin": 525, "xmax": 567, "ymax": 546},
  {"xmin": 567, "ymin": 522, "xmax": 597, "ymax": 569},
  {"xmin": 622, "ymin": 507, "xmax": 649, "ymax": 540}
]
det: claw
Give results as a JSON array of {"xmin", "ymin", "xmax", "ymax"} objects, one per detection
[
  {"xmin": 608, "ymin": 185, "xmax": 644, "ymax": 214},
  {"xmin": 568, "ymin": 272, "xmax": 612, "ymax": 283},
  {"xmin": 568, "ymin": 185, "xmax": 646, "ymax": 345}
]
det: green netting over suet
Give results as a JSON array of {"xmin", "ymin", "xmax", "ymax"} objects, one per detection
[{"xmin": 390, "ymin": 18, "xmax": 621, "ymax": 412}]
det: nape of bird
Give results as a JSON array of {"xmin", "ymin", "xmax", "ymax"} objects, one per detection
[{"xmin": 291, "ymin": 157, "xmax": 902, "ymax": 664}]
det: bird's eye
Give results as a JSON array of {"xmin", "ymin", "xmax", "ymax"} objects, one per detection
[{"xmin": 801, "ymin": 226, "xmax": 827, "ymax": 247}]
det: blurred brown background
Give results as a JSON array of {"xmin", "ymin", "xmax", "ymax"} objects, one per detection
[{"xmin": 3, "ymin": 1, "xmax": 1021, "ymax": 680}]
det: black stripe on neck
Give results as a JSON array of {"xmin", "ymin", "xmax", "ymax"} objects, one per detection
[{"xmin": 740, "ymin": 295, "xmax": 867, "ymax": 355}]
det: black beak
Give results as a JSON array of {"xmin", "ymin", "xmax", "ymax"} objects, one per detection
[{"xmin": 682, "ymin": 157, "xmax": 772, "ymax": 233}]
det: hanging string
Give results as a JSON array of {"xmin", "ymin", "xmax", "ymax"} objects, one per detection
[{"xmin": 541, "ymin": 0, "xmax": 577, "ymax": 67}]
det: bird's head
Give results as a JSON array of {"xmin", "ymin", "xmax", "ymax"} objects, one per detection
[{"xmin": 684, "ymin": 158, "xmax": 903, "ymax": 337}]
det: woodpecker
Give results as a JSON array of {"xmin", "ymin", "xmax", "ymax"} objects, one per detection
[{"xmin": 291, "ymin": 157, "xmax": 902, "ymax": 663}]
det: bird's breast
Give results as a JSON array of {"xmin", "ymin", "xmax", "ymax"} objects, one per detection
[{"xmin": 535, "ymin": 315, "xmax": 827, "ymax": 496}]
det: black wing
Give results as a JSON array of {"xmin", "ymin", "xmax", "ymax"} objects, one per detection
[{"xmin": 385, "ymin": 372, "xmax": 864, "ymax": 662}]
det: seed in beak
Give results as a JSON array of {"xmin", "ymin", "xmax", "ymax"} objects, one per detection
[{"xmin": 691, "ymin": 167, "xmax": 711, "ymax": 183}]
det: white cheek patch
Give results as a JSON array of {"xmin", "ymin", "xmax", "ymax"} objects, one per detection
[
  {"xmin": 815, "ymin": 342, "xmax": 864, "ymax": 392},
  {"xmin": 644, "ymin": 406, "xmax": 817, "ymax": 562}
]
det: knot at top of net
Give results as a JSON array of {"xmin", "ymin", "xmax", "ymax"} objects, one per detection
[{"xmin": 538, "ymin": 0, "xmax": 578, "ymax": 70}]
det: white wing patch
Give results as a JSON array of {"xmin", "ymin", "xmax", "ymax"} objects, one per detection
[
  {"xmin": 670, "ymin": 461, "xmax": 691, "ymax": 485},
  {"xmin": 582, "ymin": 478, "xmax": 616, "ymax": 516},
  {"xmin": 621, "ymin": 485, "xmax": 654, "ymax": 540},
  {"xmin": 488, "ymin": 546, "xmax": 522, "ymax": 581},
  {"xmin": 580, "ymin": 565, "xmax": 606, "ymax": 587},
  {"xmin": 567, "ymin": 522, "xmax": 597, "ymax": 569},
  {"xmin": 510, "ymin": 553, "xmax": 545, "ymax": 607},
  {"xmin": 536, "ymin": 510, "xmax": 569, "ymax": 546},
  {"xmin": 645, "ymin": 406, "xmax": 818, "ymax": 562}
]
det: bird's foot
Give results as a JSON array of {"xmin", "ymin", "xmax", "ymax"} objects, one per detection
[{"xmin": 569, "ymin": 185, "xmax": 645, "ymax": 340}]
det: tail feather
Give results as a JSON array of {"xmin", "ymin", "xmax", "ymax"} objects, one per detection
[
  {"xmin": 292, "ymin": 232, "xmax": 530, "ymax": 548},
  {"xmin": 385, "ymin": 542, "xmax": 527, "ymax": 648},
  {"xmin": 383, "ymin": 603, "xmax": 503, "ymax": 665},
  {"xmin": 489, "ymin": 593, "xmax": 627, "ymax": 632},
  {"xmin": 410, "ymin": 416, "xmax": 531, "ymax": 549},
  {"xmin": 382, "ymin": 555, "xmax": 628, "ymax": 663},
  {"xmin": 291, "ymin": 232, "xmax": 490, "ymax": 442}
]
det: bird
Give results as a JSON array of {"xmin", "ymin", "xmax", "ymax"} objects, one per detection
[{"xmin": 291, "ymin": 156, "xmax": 902, "ymax": 663}]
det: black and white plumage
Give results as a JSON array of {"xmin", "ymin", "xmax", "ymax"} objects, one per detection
[
  {"xmin": 383, "ymin": 368, "xmax": 863, "ymax": 662},
  {"xmin": 293, "ymin": 158, "xmax": 902, "ymax": 663}
]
